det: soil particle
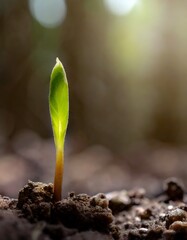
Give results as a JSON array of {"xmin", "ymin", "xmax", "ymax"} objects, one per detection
[
  {"xmin": 17, "ymin": 181, "xmax": 54, "ymax": 221},
  {"xmin": 164, "ymin": 178, "xmax": 184, "ymax": 201},
  {"xmin": 169, "ymin": 221, "xmax": 187, "ymax": 231},
  {"xmin": 17, "ymin": 180, "xmax": 54, "ymax": 207},
  {"xmin": 165, "ymin": 208, "xmax": 187, "ymax": 228},
  {"xmin": 138, "ymin": 208, "xmax": 152, "ymax": 220},
  {"xmin": 106, "ymin": 191, "xmax": 131, "ymax": 214},
  {"xmin": 0, "ymin": 195, "xmax": 17, "ymax": 210},
  {"xmin": 106, "ymin": 188, "xmax": 145, "ymax": 215},
  {"xmin": 166, "ymin": 221, "xmax": 187, "ymax": 240},
  {"xmin": 2, "ymin": 178, "xmax": 187, "ymax": 240},
  {"xmin": 54, "ymin": 192, "xmax": 114, "ymax": 232},
  {"xmin": 109, "ymin": 179, "xmax": 187, "ymax": 240}
]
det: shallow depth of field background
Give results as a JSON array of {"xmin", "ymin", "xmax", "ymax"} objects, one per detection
[{"xmin": 1, "ymin": 0, "xmax": 187, "ymax": 197}]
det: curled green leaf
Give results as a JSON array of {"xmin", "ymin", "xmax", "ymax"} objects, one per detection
[{"xmin": 49, "ymin": 58, "xmax": 69, "ymax": 150}]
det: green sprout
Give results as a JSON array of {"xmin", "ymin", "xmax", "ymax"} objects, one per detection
[{"xmin": 49, "ymin": 58, "xmax": 69, "ymax": 202}]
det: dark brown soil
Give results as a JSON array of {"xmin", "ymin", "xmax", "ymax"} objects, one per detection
[{"xmin": 1, "ymin": 178, "xmax": 187, "ymax": 240}]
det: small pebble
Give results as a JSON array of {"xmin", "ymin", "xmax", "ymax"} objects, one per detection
[
  {"xmin": 168, "ymin": 205, "xmax": 173, "ymax": 210},
  {"xmin": 139, "ymin": 208, "xmax": 152, "ymax": 220},
  {"xmin": 165, "ymin": 209, "xmax": 187, "ymax": 228},
  {"xmin": 69, "ymin": 192, "xmax": 75, "ymax": 198},
  {"xmin": 106, "ymin": 191, "xmax": 131, "ymax": 214},
  {"xmin": 139, "ymin": 228, "xmax": 148, "ymax": 234},
  {"xmin": 90, "ymin": 193, "xmax": 108, "ymax": 208},
  {"xmin": 169, "ymin": 221, "xmax": 187, "ymax": 231}
]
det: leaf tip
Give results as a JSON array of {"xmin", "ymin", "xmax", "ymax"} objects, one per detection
[
  {"xmin": 52, "ymin": 57, "xmax": 68, "ymax": 84},
  {"xmin": 55, "ymin": 57, "xmax": 62, "ymax": 68},
  {"xmin": 56, "ymin": 57, "xmax": 60, "ymax": 64}
]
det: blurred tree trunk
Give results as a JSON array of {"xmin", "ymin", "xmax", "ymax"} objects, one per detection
[{"xmin": 0, "ymin": 0, "xmax": 32, "ymax": 137}]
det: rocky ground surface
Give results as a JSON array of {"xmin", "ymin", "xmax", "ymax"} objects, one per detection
[{"xmin": 1, "ymin": 178, "xmax": 187, "ymax": 240}]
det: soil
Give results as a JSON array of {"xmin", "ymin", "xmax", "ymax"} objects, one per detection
[{"xmin": 1, "ymin": 178, "xmax": 187, "ymax": 240}]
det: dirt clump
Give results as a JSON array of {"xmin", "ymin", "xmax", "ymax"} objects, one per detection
[
  {"xmin": 16, "ymin": 181, "xmax": 115, "ymax": 238},
  {"xmin": 1, "ymin": 178, "xmax": 187, "ymax": 239},
  {"xmin": 54, "ymin": 192, "xmax": 113, "ymax": 231}
]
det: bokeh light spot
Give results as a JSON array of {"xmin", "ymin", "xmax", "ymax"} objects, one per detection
[
  {"xmin": 104, "ymin": 0, "xmax": 139, "ymax": 16},
  {"xmin": 29, "ymin": 0, "xmax": 66, "ymax": 28}
]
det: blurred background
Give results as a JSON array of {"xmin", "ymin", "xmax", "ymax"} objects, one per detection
[{"xmin": 1, "ymin": 0, "xmax": 187, "ymax": 198}]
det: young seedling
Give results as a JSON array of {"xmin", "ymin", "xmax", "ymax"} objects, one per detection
[{"xmin": 49, "ymin": 58, "xmax": 69, "ymax": 202}]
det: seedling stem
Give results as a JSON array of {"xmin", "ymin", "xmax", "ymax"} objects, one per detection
[{"xmin": 54, "ymin": 148, "xmax": 63, "ymax": 201}]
